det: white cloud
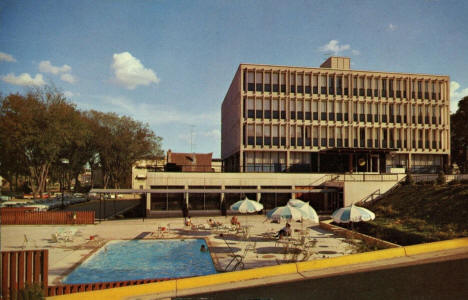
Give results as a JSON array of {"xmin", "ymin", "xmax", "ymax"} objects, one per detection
[
  {"xmin": 39, "ymin": 60, "xmax": 71, "ymax": 74},
  {"xmin": 0, "ymin": 52, "xmax": 16, "ymax": 62},
  {"xmin": 111, "ymin": 52, "xmax": 160, "ymax": 90},
  {"xmin": 450, "ymin": 81, "xmax": 468, "ymax": 112},
  {"xmin": 388, "ymin": 24, "xmax": 397, "ymax": 31},
  {"xmin": 64, "ymin": 91, "xmax": 74, "ymax": 98},
  {"xmin": 319, "ymin": 40, "xmax": 350, "ymax": 56},
  {"xmin": 1, "ymin": 73, "xmax": 45, "ymax": 86},
  {"xmin": 60, "ymin": 73, "xmax": 76, "ymax": 84}
]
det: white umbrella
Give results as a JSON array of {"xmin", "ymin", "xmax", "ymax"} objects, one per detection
[
  {"xmin": 287, "ymin": 199, "xmax": 307, "ymax": 207},
  {"xmin": 287, "ymin": 199, "xmax": 319, "ymax": 224},
  {"xmin": 267, "ymin": 204, "xmax": 304, "ymax": 221},
  {"xmin": 331, "ymin": 204, "xmax": 375, "ymax": 224},
  {"xmin": 230, "ymin": 197, "xmax": 264, "ymax": 213}
]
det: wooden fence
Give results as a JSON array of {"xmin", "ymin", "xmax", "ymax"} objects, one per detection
[
  {"xmin": 47, "ymin": 277, "xmax": 176, "ymax": 296},
  {"xmin": 1, "ymin": 211, "xmax": 95, "ymax": 225},
  {"xmin": 1, "ymin": 250, "xmax": 48, "ymax": 300}
]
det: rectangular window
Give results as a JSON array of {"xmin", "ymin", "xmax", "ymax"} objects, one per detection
[
  {"xmin": 329, "ymin": 127, "xmax": 335, "ymax": 147},
  {"xmin": 367, "ymin": 78, "xmax": 372, "ymax": 97},
  {"xmin": 247, "ymin": 124, "xmax": 254, "ymax": 145},
  {"xmin": 321, "ymin": 75, "xmax": 327, "ymax": 94},
  {"xmin": 256, "ymin": 72, "xmax": 263, "ymax": 92},
  {"xmin": 290, "ymin": 74, "xmax": 296, "ymax": 94},
  {"xmin": 272, "ymin": 99, "xmax": 279, "ymax": 119},
  {"xmin": 297, "ymin": 126, "xmax": 303, "ymax": 146},
  {"xmin": 396, "ymin": 79, "xmax": 401, "ymax": 98},
  {"xmin": 264, "ymin": 126, "xmax": 271, "ymax": 145},
  {"xmin": 305, "ymin": 126, "xmax": 311, "ymax": 146},
  {"xmin": 336, "ymin": 102, "xmax": 343, "ymax": 121},
  {"xmin": 343, "ymin": 102, "xmax": 349, "ymax": 121},
  {"xmin": 382, "ymin": 79, "xmax": 387, "ymax": 97},
  {"xmin": 424, "ymin": 81, "xmax": 429, "ymax": 99},
  {"xmin": 297, "ymin": 74, "xmax": 303, "ymax": 94},
  {"xmin": 359, "ymin": 102, "xmax": 365, "ymax": 122},
  {"xmin": 329, "ymin": 75, "xmax": 335, "ymax": 95},
  {"xmin": 312, "ymin": 101, "xmax": 318, "ymax": 120},
  {"xmin": 389, "ymin": 79, "xmax": 394, "ymax": 97},
  {"xmin": 305, "ymin": 100, "xmax": 311, "ymax": 120},
  {"xmin": 313, "ymin": 127, "xmax": 319, "ymax": 146},
  {"xmin": 321, "ymin": 101, "xmax": 327, "ymax": 120},
  {"xmin": 305, "ymin": 74, "xmax": 311, "ymax": 94},
  {"xmin": 280, "ymin": 99, "xmax": 286, "ymax": 119},
  {"xmin": 353, "ymin": 77, "xmax": 358, "ymax": 96},
  {"xmin": 272, "ymin": 73, "xmax": 279, "ymax": 92},
  {"xmin": 247, "ymin": 71, "xmax": 254, "ymax": 91},
  {"xmin": 417, "ymin": 81, "xmax": 422, "ymax": 99},
  {"xmin": 264, "ymin": 99, "xmax": 271, "ymax": 119},
  {"xmin": 272, "ymin": 125, "xmax": 279, "ymax": 146},
  {"xmin": 264, "ymin": 72, "xmax": 271, "ymax": 92},
  {"xmin": 337, "ymin": 76, "xmax": 342, "ymax": 95},
  {"xmin": 290, "ymin": 125, "xmax": 296, "ymax": 146},
  {"xmin": 280, "ymin": 125, "xmax": 286, "ymax": 146},
  {"xmin": 247, "ymin": 98, "xmax": 254, "ymax": 118},
  {"xmin": 343, "ymin": 76, "xmax": 349, "ymax": 95},
  {"xmin": 297, "ymin": 100, "xmax": 303, "ymax": 120},
  {"xmin": 313, "ymin": 75, "xmax": 318, "ymax": 94},
  {"xmin": 256, "ymin": 125, "xmax": 263, "ymax": 145},
  {"xmin": 374, "ymin": 78, "xmax": 379, "ymax": 97},
  {"xmin": 280, "ymin": 73, "xmax": 286, "ymax": 93},
  {"xmin": 359, "ymin": 77, "xmax": 365, "ymax": 96},
  {"xmin": 367, "ymin": 103, "xmax": 372, "ymax": 122},
  {"xmin": 328, "ymin": 101, "xmax": 334, "ymax": 121},
  {"xmin": 321, "ymin": 127, "xmax": 327, "ymax": 146},
  {"xmin": 290, "ymin": 101, "xmax": 296, "ymax": 119},
  {"xmin": 255, "ymin": 99, "xmax": 263, "ymax": 119}
]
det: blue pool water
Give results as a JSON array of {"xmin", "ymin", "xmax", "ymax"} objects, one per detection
[{"xmin": 63, "ymin": 239, "xmax": 217, "ymax": 284}]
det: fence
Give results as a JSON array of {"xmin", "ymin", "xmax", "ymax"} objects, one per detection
[
  {"xmin": 412, "ymin": 174, "xmax": 468, "ymax": 184},
  {"xmin": 1, "ymin": 250, "xmax": 48, "ymax": 300},
  {"xmin": 47, "ymin": 277, "xmax": 177, "ymax": 296},
  {"xmin": 1, "ymin": 211, "xmax": 95, "ymax": 225}
]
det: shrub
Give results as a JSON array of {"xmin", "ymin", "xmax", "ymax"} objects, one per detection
[
  {"xmin": 11, "ymin": 283, "xmax": 44, "ymax": 300},
  {"xmin": 436, "ymin": 171, "xmax": 446, "ymax": 185},
  {"xmin": 405, "ymin": 173, "xmax": 415, "ymax": 185}
]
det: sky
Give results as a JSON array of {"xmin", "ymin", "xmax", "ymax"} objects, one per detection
[{"xmin": 1, "ymin": 0, "xmax": 468, "ymax": 157}]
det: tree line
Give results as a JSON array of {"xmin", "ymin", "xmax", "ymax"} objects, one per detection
[
  {"xmin": 0, "ymin": 87, "xmax": 163, "ymax": 196},
  {"xmin": 451, "ymin": 96, "xmax": 468, "ymax": 173}
]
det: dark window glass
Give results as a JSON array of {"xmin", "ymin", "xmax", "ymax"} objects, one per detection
[
  {"xmin": 313, "ymin": 112, "xmax": 318, "ymax": 120},
  {"xmin": 432, "ymin": 116, "xmax": 436, "ymax": 124},
  {"xmin": 290, "ymin": 86, "xmax": 296, "ymax": 93},
  {"xmin": 389, "ymin": 91, "xmax": 394, "ymax": 97},
  {"xmin": 367, "ymin": 139, "xmax": 372, "ymax": 148},
  {"xmin": 321, "ymin": 87, "xmax": 327, "ymax": 94},
  {"xmin": 306, "ymin": 139, "xmax": 311, "ymax": 146},
  {"xmin": 344, "ymin": 139, "xmax": 349, "ymax": 147},
  {"xmin": 403, "ymin": 91, "xmax": 407, "ymax": 98},
  {"xmin": 417, "ymin": 92, "xmax": 422, "ymax": 99},
  {"xmin": 353, "ymin": 88, "xmax": 358, "ymax": 96},
  {"xmin": 281, "ymin": 111, "xmax": 286, "ymax": 119},
  {"xmin": 273, "ymin": 85, "xmax": 279, "ymax": 92},
  {"xmin": 305, "ymin": 112, "xmax": 311, "ymax": 120},
  {"xmin": 297, "ymin": 138, "xmax": 303, "ymax": 146},
  {"xmin": 337, "ymin": 88, "xmax": 342, "ymax": 95},
  {"xmin": 313, "ymin": 138, "xmax": 318, "ymax": 146},
  {"xmin": 360, "ymin": 114, "xmax": 365, "ymax": 122},
  {"xmin": 265, "ymin": 85, "xmax": 271, "ymax": 92},
  {"xmin": 256, "ymin": 83, "xmax": 262, "ymax": 92},
  {"xmin": 248, "ymin": 137, "xmax": 254, "ymax": 145},
  {"xmin": 396, "ymin": 91, "xmax": 401, "ymax": 98},
  {"xmin": 305, "ymin": 86, "xmax": 311, "ymax": 94},
  {"xmin": 297, "ymin": 112, "xmax": 304, "ymax": 120},
  {"xmin": 412, "ymin": 116, "xmax": 416, "ymax": 123},
  {"xmin": 273, "ymin": 137, "xmax": 279, "ymax": 146},
  {"xmin": 382, "ymin": 90, "xmax": 387, "ymax": 97},
  {"xmin": 256, "ymin": 137, "xmax": 262, "ymax": 145},
  {"xmin": 359, "ymin": 88, "xmax": 365, "ymax": 96},
  {"xmin": 297, "ymin": 86, "xmax": 304, "ymax": 93},
  {"xmin": 256, "ymin": 110, "xmax": 263, "ymax": 119},
  {"xmin": 344, "ymin": 114, "xmax": 349, "ymax": 122},
  {"xmin": 432, "ymin": 92, "xmax": 436, "ymax": 99},
  {"xmin": 264, "ymin": 138, "xmax": 271, "ymax": 145},
  {"xmin": 412, "ymin": 140, "xmax": 416, "ymax": 148},
  {"xmin": 329, "ymin": 87, "xmax": 334, "ymax": 94},
  {"xmin": 248, "ymin": 110, "xmax": 255, "ymax": 118},
  {"xmin": 374, "ymin": 115, "xmax": 379, "ymax": 122},
  {"xmin": 425, "ymin": 141, "xmax": 429, "ymax": 148},
  {"xmin": 337, "ymin": 139, "xmax": 342, "ymax": 147},
  {"xmin": 329, "ymin": 139, "xmax": 335, "ymax": 147},
  {"xmin": 264, "ymin": 111, "xmax": 271, "ymax": 119},
  {"xmin": 418, "ymin": 116, "xmax": 422, "ymax": 124},
  {"xmin": 321, "ymin": 112, "xmax": 327, "ymax": 120},
  {"xmin": 337, "ymin": 113, "xmax": 343, "ymax": 122},
  {"xmin": 313, "ymin": 86, "xmax": 318, "ymax": 94},
  {"xmin": 321, "ymin": 138, "xmax": 327, "ymax": 146},
  {"xmin": 290, "ymin": 138, "xmax": 296, "ymax": 146},
  {"xmin": 397, "ymin": 116, "xmax": 401, "ymax": 123},
  {"xmin": 390, "ymin": 141, "xmax": 394, "ymax": 148},
  {"xmin": 367, "ymin": 89, "xmax": 372, "ymax": 96},
  {"xmin": 281, "ymin": 85, "xmax": 286, "ymax": 93},
  {"xmin": 281, "ymin": 137, "xmax": 286, "ymax": 146},
  {"xmin": 425, "ymin": 116, "xmax": 429, "ymax": 124},
  {"xmin": 374, "ymin": 139, "xmax": 379, "ymax": 147},
  {"xmin": 328, "ymin": 113, "xmax": 334, "ymax": 121},
  {"xmin": 273, "ymin": 111, "xmax": 279, "ymax": 119},
  {"xmin": 360, "ymin": 140, "xmax": 365, "ymax": 147},
  {"xmin": 344, "ymin": 88, "xmax": 349, "ymax": 95},
  {"xmin": 248, "ymin": 83, "xmax": 255, "ymax": 91},
  {"xmin": 432, "ymin": 141, "xmax": 437, "ymax": 148},
  {"xmin": 412, "ymin": 91, "xmax": 415, "ymax": 99},
  {"xmin": 382, "ymin": 140, "xmax": 387, "ymax": 148},
  {"xmin": 353, "ymin": 113, "xmax": 358, "ymax": 122},
  {"xmin": 404, "ymin": 141, "xmax": 407, "ymax": 148},
  {"xmin": 382, "ymin": 115, "xmax": 387, "ymax": 122},
  {"xmin": 425, "ymin": 92, "xmax": 429, "ymax": 99},
  {"xmin": 290, "ymin": 112, "xmax": 296, "ymax": 119},
  {"xmin": 390, "ymin": 115, "xmax": 394, "ymax": 123},
  {"xmin": 367, "ymin": 114, "xmax": 372, "ymax": 122},
  {"xmin": 374, "ymin": 89, "xmax": 378, "ymax": 97},
  {"xmin": 353, "ymin": 139, "xmax": 358, "ymax": 147},
  {"xmin": 397, "ymin": 141, "xmax": 401, "ymax": 148}
]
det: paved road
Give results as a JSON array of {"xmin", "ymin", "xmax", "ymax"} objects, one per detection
[
  {"xmin": 63, "ymin": 198, "xmax": 143, "ymax": 219},
  {"xmin": 192, "ymin": 256, "xmax": 468, "ymax": 300}
]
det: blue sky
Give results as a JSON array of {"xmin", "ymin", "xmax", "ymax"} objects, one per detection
[{"xmin": 1, "ymin": 0, "xmax": 468, "ymax": 157}]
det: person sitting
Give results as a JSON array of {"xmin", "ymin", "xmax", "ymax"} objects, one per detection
[
  {"xmin": 184, "ymin": 216, "xmax": 192, "ymax": 227},
  {"xmin": 276, "ymin": 223, "xmax": 292, "ymax": 239},
  {"xmin": 200, "ymin": 245, "xmax": 207, "ymax": 252},
  {"xmin": 208, "ymin": 218, "xmax": 222, "ymax": 227},
  {"xmin": 231, "ymin": 216, "xmax": 241, "ymax": 227}
]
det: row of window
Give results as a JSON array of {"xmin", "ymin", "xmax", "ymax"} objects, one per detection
[
  {"xmin": 243, "ymin": 98, "xmax": 445, "ymax": 125},
  {"xmin": 243, "ymin": 125, "xmax": 446, "ymax": 150},
  {"xmin": 243, "ymin": 70, "xmax": 447, "ymax": 101}
]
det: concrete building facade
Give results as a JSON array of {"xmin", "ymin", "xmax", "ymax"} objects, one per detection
[{"xmin": 221, "ymin": 57, "xmax": 450, "ymax": 174}]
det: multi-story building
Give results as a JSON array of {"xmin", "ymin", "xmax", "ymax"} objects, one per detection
[{"xmin": 221, "ymin": 57, "xmax": 450, "ymax": 174}]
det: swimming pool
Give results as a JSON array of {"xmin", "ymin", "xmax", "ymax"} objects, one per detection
[{"xmin": 63, "ymin": 239, "xmax": 217, "ymax": 284}]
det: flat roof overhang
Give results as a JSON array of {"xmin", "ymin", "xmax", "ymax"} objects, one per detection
[
  {"xmin": 319, "ymin": 147, "xmax": 397, "ymax": 154},
  {"xmin": 90, "ymin": 188, "xmax": 339, "ymax": 194}
]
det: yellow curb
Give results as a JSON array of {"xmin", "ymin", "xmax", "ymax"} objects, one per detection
[
  {"xmin": 297, "ymin": 247, "xmax": 407, "ymax": 273},
  {"xmin": 404, "ymin": 237, "xmax": 468, "ymax": 256}
]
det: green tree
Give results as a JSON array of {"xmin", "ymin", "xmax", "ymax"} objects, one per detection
[{"xmin": 451, "ymin": 96, "xmax": 468, "ymax": 173}]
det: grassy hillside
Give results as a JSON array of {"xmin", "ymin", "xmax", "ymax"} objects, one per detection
[{"xmin": 357, "ymin": 183, "xmax": 468, "ymax": 245}]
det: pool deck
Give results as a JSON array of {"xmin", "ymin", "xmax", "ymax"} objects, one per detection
[{"xmin": 1, "ymin": 215, "xmax": 359, "ymax": 285}]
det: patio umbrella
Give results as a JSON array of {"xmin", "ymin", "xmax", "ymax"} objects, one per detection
[
  {"xmin": 287, "ymin": 199, "xmax": 319, "ymax": 224},
  {"xmin": 267, "ymin": 204, "xmax": 304, "ymax": 221},
  {"xmin": 287, "ymin": 199, "xmax": 307, "ymax": 207},
  {"xmin": 230, "ymin": 197, "xmax": 264, "ymax": 213},
  {"xmin": 331, "ymin": 204, "xmax": 375, "ymax": 224}
]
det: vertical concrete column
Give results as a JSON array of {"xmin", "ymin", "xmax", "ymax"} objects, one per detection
[
  {"xmin": 291, "ymin": 185, "xmax": 296, "ymax": 199},
  {"xmin": 146, "ymin": 192, "xmax": 151, "ymax": 217},
  {"xmin": 256, "ymin": 185, "xmax": 261, "ymax": 202},
  {"xmin": 184, "ymin": 185, "xmax": 189, "ymax": 208},
  {"xmin": 220, "ymin": 184, "xmax": 225, "ymax": 203}
]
